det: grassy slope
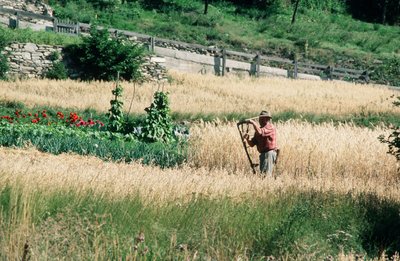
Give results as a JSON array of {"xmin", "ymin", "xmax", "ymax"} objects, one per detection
[{"xmin": 47, "ymin": 1, "xmax": 400, "ymax": 85}]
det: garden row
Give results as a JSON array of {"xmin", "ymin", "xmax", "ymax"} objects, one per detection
[{"xmin": 0, "ymin": 88, "xmax": 189, "ymax": 168}]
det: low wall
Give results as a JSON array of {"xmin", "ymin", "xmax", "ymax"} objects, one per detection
[
  {"xmin": 2, "ymin": 42, "xmax": 168, "ymax": 81},
  {"xmin": 4, "ymin": 42, "xmax": 61, "ymax": 78}
]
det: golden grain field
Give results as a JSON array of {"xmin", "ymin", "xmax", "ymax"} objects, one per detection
[
  {"xmin": 0, "ymin": 72, "xmax": 399, "ymax": 204},
  {"xmin": 1, "ymin": 71, "xmax": 399, "ymax": 116},
  {"xmin": 1, "ymin": 73, "xmax": 399, "ymax": 260},
  {"xmin": 0, "ymin": 120, "xmax": 398, "ymax": 204}
]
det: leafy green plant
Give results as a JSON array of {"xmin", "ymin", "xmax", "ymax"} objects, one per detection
[
  {"xmin": 141, "ymin": 91, "xmax": 174, "ymax": 143},
  {"xmin": 379, "ymin": 96, "xmax": 400, "ymax": 161},
  {"xmin": 107, "ymin": 81, "xmax": 125, "ymax": 133}
]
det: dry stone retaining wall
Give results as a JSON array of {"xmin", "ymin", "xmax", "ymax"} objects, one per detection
[
  {"xmin": 3, "ymin": 42, "xmax": 168, "ymax": 81},
  {"xmin": 4, "ymin": 42, "xmax": 61, "ymax": 79}
]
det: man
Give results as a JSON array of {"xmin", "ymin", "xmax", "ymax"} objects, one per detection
[{"xmin": 243, "ymin": 110, "xmax": 278, "ymax": 176}]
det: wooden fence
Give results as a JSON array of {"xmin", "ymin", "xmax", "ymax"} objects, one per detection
[{"xmin": 0, "ymin": 7, "xmax": 369, "ymax": 82}]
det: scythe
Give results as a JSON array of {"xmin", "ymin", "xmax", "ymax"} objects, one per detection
[{"xmin": 237, "ymin": 120, "xmax": 258, "ymax": 174}]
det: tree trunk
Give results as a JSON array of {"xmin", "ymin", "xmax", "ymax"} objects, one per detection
[
  {"xmin": 381, "ymin": 0, "xmax": 388, "ymax": 24},
  {"xmin": 291, "ymin": 0, "xmax": 301, "ymax": 25},
  {"xmin": 204, "ymin": 0, "xmax": 209, "ymax": 15}
]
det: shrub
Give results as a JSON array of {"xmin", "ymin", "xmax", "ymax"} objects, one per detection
[
  {"xmin": 44, "ymin": 61, "xmax": 68, "ymax": 80},
  {"xmin": 69, "ymin": 25, "xmax": 144, "ymax": 81},
  {"xmin": 379, "ymin": 96, "xmax": 400, "ymax": 161},
  {"xmin": 0, "ymin": 29, "xmax": 9, "ymax": 80},
  {"xmin": 0, "ymin": 53, "xmax": 8, "ymax": 80},
  {"xmin": 370, "ymin": 58, "xmax": 400, "ymax": 87}
]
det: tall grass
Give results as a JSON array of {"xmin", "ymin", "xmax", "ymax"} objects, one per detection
[
  {"xmin": 0, "ymin": 72, "xmax": 398, "ymax": 117},
  {"xmin": 1, "ymin": 179, "xmax": 400, "ymax": 259}
]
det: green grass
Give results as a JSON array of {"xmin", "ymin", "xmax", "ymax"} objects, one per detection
[
  {"xmin": 0, "ymin": 27, "xmax": 81, "ymax": 46},
  {"xmin": 1, "ymin": 1, "xmax": 399, "ymax": 85},
  {"xmin": 44, "ymin": 1, "xmax": 400, "ymax": 85},
  {"xmin": 1, "ymin": 184, "xmax": 399, "ymax": 259},
  {"xmin": 1, "ymin": 100, "xmax": 399, "ymax": 129}
]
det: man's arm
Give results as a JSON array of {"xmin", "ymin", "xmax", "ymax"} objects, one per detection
[
  {"xmin": 249, "ymin": 119, "xmax": 274, "ymax": 137},
  {"xmin": 249, "ymin": 120, "xmax": 262, "ymax": 135}
]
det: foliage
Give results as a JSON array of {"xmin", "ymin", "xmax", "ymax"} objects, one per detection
[
  {"xmin": 141, "ymin": 91, "xmax": 174, "ymax": 143},
  {"xmin": 69, "ymin": 25, "xmax": 144, "ymax": 81},
  {"xmin": 44, "ymin": 0, "xmax": 400, "ymax": 86},
  {"xmin": 379, "ymin": 96, "xmax": 400, "ymax": 161},
  {"xmin": 44, "ymin": 61, "xmax": 68, "ymax": 80},
  {"xmin": 107, "ymin": 82, "xmax": 125, "ymax": 133},
  {"xmin": 370, "ymin": 58, "xmax": 400, "ymax": 87},
  {"xmin": 0, "ymin": 53, "xmax": 8, "ymax": 80},
  {"xmin": 0, "ymin": 29, "xmax": 9, "ymax": 80}
]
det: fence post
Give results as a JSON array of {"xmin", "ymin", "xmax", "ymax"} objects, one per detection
[
  {"xmin": 53, "ymin": 18, "xmax": 58, "ymax": 33},
  {"xmin": 293, "ymin": 57, "xmax": 298, "ymax": 79},
  {"xmin": 221, "ymin": 49, "xmax": 226, "ymax": 76},
  {"xmin": 149, "ymin": 36, "xmax": 155, "ymax": 53},
  {"xmin": 16, "ymin": 12, "xmax": 20, "ymax": 29},
  {"xmin": 256, "ymin": 53, "xmax": 261, "ymax": 77},
  {"xmin": 76, "ymin": 22, "xmax": 80, "ymax": 35}
]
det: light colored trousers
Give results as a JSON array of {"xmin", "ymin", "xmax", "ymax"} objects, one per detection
[{"xmin": 259, "ymin": 150, "xmax": 277, "ymax": 176}]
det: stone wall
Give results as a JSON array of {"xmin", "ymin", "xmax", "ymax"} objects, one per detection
[
  {"xmin": 4, "ymin": 42, "xmax": 61, "ymax": 79},
  {"xmin": 0, "ymin": 0, "xmax": 53, "ymax": 16},
  {"xmin": 3, "ymin": 42, "xmax": 168, "ymax": 81}
]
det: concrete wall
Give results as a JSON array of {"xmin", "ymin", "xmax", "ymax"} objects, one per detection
[{"xmin": 154, "ymin": 46, "xmax": 322, "ymax": 80}]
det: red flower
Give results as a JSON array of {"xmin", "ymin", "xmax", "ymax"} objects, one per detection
[
  {"xmin": 57, "ymin": 112, "xmax": 64, "ymax": 119},
  {"xmin": 28, "ymin": 113, "xmax": 32, "ymax": 117},
  {"xmin": 42, "ymin": 113, "xmax": 47, "ymax": 118},
  {"xmin": 34, "ymin": 113, "xmax": 38, "ymax": 117},
  {"xmin": 31, "ymin": 119, "xmax": 38, "ymax": 123},
  {"xmin": 14, "ymin": 110, "xmax": 21, "ymax": 118}
]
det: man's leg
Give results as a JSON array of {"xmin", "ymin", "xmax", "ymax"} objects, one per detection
[
  {"xmin": 259, "ymin": 152, "xmax": 267, "ymax": 174},
  {"xmin": 260, "ymin": 151, "xmax": 276, "ymax": 176},
  {"xmin": 266, "ymin": 150, "xmax": 277, "ymax": 176}
]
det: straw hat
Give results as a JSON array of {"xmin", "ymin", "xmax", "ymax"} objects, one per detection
[{"xmin": 259, "ymin": 110, "xmax": 272, "ymax": 118}]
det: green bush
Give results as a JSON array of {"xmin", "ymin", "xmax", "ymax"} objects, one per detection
[
  {"xmin": 68, "ymin": 25, "xmax": 144, "ymax": 81},
  {"xmin": 379, "ymin": 96, "xmax": 400, "ymax": 161},
  {"xmin": 0, "ymin": 28, "xmax": 9, "ymax": 80},
  {"xmin": 370, "ymin": 58, "xmax": 400, "ymax": 87},
  {"xmin": 44, "ymin": 61, "xmax": 68, "ymax": 80},
  {"xmin": 0, "ymin": 53, "xmax": 8, "ymax": 80}
]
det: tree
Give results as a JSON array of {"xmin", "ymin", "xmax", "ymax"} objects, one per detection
[
  {"xmin": 69, "ymin": 25, "xmax": 144, "ymax": 81},
  {"xmin": 204, "ymin": 0, "xmax": 209, "ymax": 14},
  {"xmin": 291, "ymin": 0, "xmax": 301, "ymax": 24}
]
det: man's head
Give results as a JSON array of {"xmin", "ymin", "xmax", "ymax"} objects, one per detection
[{"xmin": 258, "ymin": 110, "xmax": 272, "ymax": 126}]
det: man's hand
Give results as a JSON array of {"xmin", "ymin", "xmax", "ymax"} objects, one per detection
[
  {"xmin": 248, "ymin": 119, "xmax": 257, "ymax": 126},
  {"xmin": 243, "ymin": 133, "xmax": 249, "ymax": 144}
]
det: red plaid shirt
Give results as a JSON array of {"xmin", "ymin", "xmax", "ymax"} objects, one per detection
[{"xmin": 251, "ymin": 122, "xmax": 277, "ymax": 153}]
